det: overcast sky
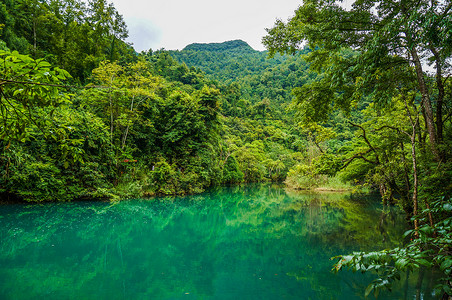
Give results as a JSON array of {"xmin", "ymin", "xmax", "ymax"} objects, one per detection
[{"xmin": 109, "ymin": 0, "xmax": 302, "ymax": 52}]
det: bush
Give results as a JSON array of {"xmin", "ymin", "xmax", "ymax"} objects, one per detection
[{"xmin": 7, "ymin": 161, "xmax": 74, "ymax": 202}]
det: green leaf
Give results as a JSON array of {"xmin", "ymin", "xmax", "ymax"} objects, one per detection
[
  {"xmin": 443, "ymin": 203, "xmax": 452, "ymax": 211},
  {"xmin": 365, "ymin": 284, "xmax": 374, "ymax": 297},
  {"xmin": 37, "ymin": 61, "xmax": 52, "ymax": 68},
  {"xmin": 440, "ymin": 259, "xmax": 452, "ymax": 271},
  {"xmin": 416, "ymin": 259, "xmax": 432, "ymax": 267},
  {"xmin": 395, "ymin": 258, "xmax": 408, "ymax": 269},
  {"xmin": 403, "ymin": 229, "xmax": 413, "ymax": 238},
  {"xmin": 13, "ymin": 88, "xmax": 24, "ymax": 96}
]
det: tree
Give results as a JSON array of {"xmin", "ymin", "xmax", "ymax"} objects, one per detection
[
  {"xmin": 0, "ymin": 50, "xmax": 119, "ymax": 202},
  {"xmin": 79, "ymin": 60, "xmax": 163, "ymax": 170},
  {"xmin": 0, "ymin": 0, "xmax": 132, "ymax": 82},
  {"xmin": 263, "ymin": 0, "xmax": 452, "ymax": 161},
  {"xmin": 0, "ymin": 50, "xmax": 71, "ymax": 143},
  {"xmin": 263, "ymin": 1, "xmax": 452, "ymax": 296},
  {"xmin": 85, "ymin": 0, "xmax": 128, "ymax": 61}
]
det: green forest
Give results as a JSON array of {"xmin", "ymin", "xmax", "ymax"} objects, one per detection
[{"xmin": 0, "ymin": 0, "xmax": 451, "ymax": 297}]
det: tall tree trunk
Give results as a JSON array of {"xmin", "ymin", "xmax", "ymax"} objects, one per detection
[
  {"xmin": 403, "ymin": 95, "xmax": 420, "ymax": 238},
  {"xmin": 400, "ymin": 142, "xmax": 411, "ymax": 201},
  {"xmin": 110, "ymin": 89, "xmax": 114, "ymax": 145},
  {"xmin": 121, "ymin": 96, "xmax": 134, "ymax": 150},
  {"xmin": 410, "ymin": 126, "xmax": 419, "ymax": 239},
  {"xmin": 410, "ymin": 48, "xmax": 440, "ymax": 161},
  {"xmin": 429, "ymin": 46, "xmax": 445, "ymax": 151},
  {"xmin": 109, "ymin": 75, "xmax": 115, "ymax": 147}
]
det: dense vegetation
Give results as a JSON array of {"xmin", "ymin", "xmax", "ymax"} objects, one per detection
[
  {"xmin": 263, "ymin": 0, "xmax": 452, "ymax": 297},
  {"xmin": 0, "ymin": 0, "xmax": 314, "ymax": 201},
  {"xmin": 0, "ymin": 0, "xmax": 451, "ymax": 297}
]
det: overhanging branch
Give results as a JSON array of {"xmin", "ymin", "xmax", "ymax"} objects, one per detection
[{"xmin": 0, "ymin": 78, "xmax": 109, "ymax": 89}]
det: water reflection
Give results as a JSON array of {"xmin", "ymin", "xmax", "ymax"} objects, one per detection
[{"xmin": 0, "ymin": 184, "xmax": 436, "ymax": 299}]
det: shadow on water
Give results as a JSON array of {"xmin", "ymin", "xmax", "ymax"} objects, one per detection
[{"xmin": 0, "ymin": 183, "xmax": 438, "ymax": 299}]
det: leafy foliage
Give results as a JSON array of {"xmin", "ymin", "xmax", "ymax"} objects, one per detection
[
  {"xmin": 264, "ymin": 0, "xmax": 452, "ymax": 297},
  {"xmin": 0, "ymin": 0, "xmax": 451, "ymax": 297},
  {"xmin": 0, "ymin": 0, "xmax": 134, "ymax": 82},
  {"xmin": 333, "ymin": 197, "xmax": 452, "ymax": 297},
  {"xmin": 0, "ymin": 50, "xmax": 71, "ymax": 142}
]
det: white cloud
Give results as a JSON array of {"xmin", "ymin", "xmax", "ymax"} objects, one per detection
[
  {"xmin": 110, "ymin": 0, "xmax": 301, "ymax": 51},
  {"xmin": 125, "ymin": 18, "xmax": 162, "ymax": 51}
]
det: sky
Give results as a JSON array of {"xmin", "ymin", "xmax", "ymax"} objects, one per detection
[{"xmin": 109, "ymin": 0, "xmax": 302, "ymax": 52}]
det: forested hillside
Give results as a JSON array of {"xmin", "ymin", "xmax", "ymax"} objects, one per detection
[
  {"xmin": 170, "ymin": 26, "xmax": 452, "ymax": 298},
  {"xmin": 169, "ymin": 40, "xmax": 365, "ymax": 191},
  {"xmin": 0, "ymin": 0, "xmax": 451, "ymax": 297},
  {"xmin": 168, "ymin": 40, "xmax": 325, "ymax": 184},
  {"xmin": 143, "ymin": 47, "xmax": 317, "ymax": 185},
  {"xmin": 0, "ymin": 1, "xmax": 312, "ymax": 202},
  {"xmin": 171, "ymin": 40, "xmax": 313, "ymax": 106},
  {"xmin": 0, "ymin": 0, "xmax": 135, "ymax": 82}
]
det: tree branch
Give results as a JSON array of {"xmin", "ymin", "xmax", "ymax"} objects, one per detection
[
  {"xmin": 340, "ymin": 148, "xmax": 378, "ymax": 170},
  {"xmin": 375, "ymin": 125, "xmax": 410, "ymax": 137},
  {"xmin": 0, "ymin": 78, "xmax": 110, "ymax": 89},
  {"xmin": 348, "ymin": 121, "xmax": 381, "ymax": 164}
]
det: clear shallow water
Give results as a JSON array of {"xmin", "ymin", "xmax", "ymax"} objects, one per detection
[{"xmin": 0, "ymin": 184, "xmax": 438, "ymax": 299}]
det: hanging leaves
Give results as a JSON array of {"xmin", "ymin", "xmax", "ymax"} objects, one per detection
[{"xmin": 0, "ymin": 50, "xmax": 72, "ymax": 142}]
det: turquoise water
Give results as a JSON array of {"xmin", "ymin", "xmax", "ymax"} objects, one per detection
[{"xmin": 0, "ymin": 184, "xmax": 437, "ymax": 299}]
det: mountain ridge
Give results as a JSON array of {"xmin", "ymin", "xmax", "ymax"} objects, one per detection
[
  {"xmin": 171, "ymin": 40, "xmax": 311, "ymax": 105},
  {"xmin": 182, "ymin": 40, "xmax": 256, "ymax": 52}
]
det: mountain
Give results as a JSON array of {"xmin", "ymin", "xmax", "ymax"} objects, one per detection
[
  {"xmin": 170, "ymin": 40, "xmax": 312, "ymax": 106},
  {"xmin": 183, "ymin": 40, "xmax": 255, "ymax": 52}
]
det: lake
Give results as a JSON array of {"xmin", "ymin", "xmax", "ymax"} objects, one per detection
[{"xmin": 0, "ymin": 184, "xmax": 438, "ymax": 299}]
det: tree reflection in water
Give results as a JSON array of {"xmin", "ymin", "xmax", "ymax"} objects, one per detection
[{"xmin": 0, "ymin": 184, "xmax": 437, "ymax": 299}]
